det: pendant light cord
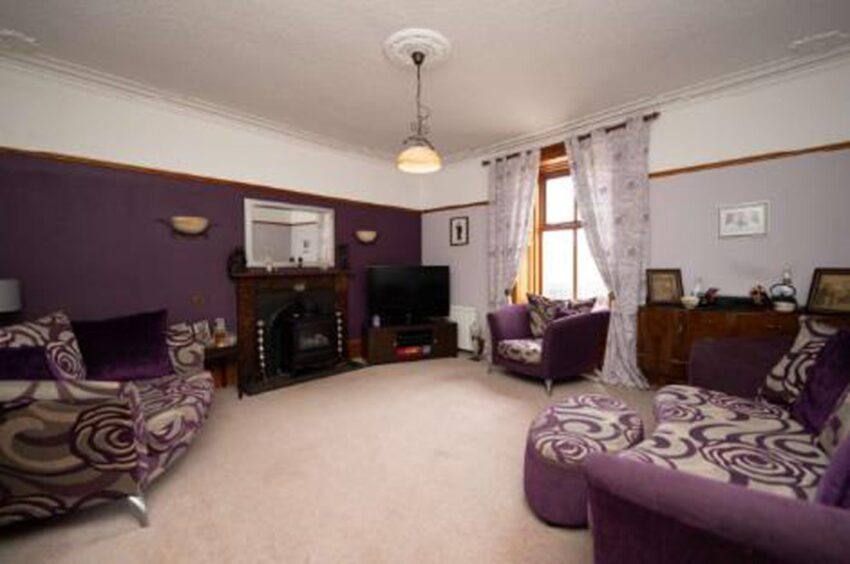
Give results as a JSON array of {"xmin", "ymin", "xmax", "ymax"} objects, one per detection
[{"xmin": 412, "ymin": 51, "xmax": 427, "ymax": 138}]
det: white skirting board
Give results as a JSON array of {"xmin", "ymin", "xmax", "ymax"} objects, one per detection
[{"xmin": 449, "ymin": 305, "xmax": 478, "ymax": 351}]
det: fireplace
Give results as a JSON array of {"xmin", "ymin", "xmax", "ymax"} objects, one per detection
[
  {"xmin": 233, "ymin": 269, "xmax": 350, "ymax": 396},
  {"xmin": 261, "ymin": 298, "xmax": 342, "ymax": 376}
]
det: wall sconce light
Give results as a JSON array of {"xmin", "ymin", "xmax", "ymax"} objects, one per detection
[
  {"xmin": 159, "ymin": 216, "xmax": 211, "ymax": 236},
  {"xmin": 354, "ymin": 230, "xmax": 378, "ymax": 244}
]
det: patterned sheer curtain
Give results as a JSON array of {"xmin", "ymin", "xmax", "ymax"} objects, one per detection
[
  {"xmin": 486, "ymin": 151, "xmax": 540, "ymax": 315},
  {"xmin": 567, "ymin": 117, "xmax": 650, "ymax": 389}
]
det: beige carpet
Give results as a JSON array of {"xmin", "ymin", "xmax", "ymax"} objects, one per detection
[{"xmin": 0, "ymin": 358, "xmax": 654, "ymax": 564}]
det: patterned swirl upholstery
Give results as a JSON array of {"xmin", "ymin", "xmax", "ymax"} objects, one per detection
[
  {"xmin": 136, "ymin": 372, "xmax": 214, "ymax": 485},
  {"xmin": 529, "ymin": 393, "xmax": 644, "ymax": 464},
  {"xmin": 496, "ymin": 338, "xmax": 543, "ymax": 365},
  {"xmin": 524, "ymin": 393, "xmax": 644, "ymax": 526},
  {"xmin": 0, "ymin": 324, "xmax": 213, "ymax": 527},
  {"xmin": 623, "ymin": 385, "xmax": 830, "ymax": 501},
  {"xmin": 761, "ymin": 317, "xmax": 838, "ymax": 405},
  {"xmin": 0, "ymin": 311, "xmax": 87, "ymax": 380}
]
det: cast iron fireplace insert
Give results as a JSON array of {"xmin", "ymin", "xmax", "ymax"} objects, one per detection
[{"xmin": 258, "ymin": 291, "xmax": 342, "ymax": 380}]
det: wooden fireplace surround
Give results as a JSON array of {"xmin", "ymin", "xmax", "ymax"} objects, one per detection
[{"xmin": 233, "ymin": 269, "xmax": 350, "ymax": 397}]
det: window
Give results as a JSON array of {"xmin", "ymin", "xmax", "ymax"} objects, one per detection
[{"xmin": 513, "ymin": 148, "xmax": 606, "ymax": 302}]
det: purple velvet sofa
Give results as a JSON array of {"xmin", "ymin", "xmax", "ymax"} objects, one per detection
[
  {"xmin": 487, "ymin": 304, "xmax": 609, "ymax": 394},
  {"xmin": 0, "ymin": 316, "xmax": 214, "ymax": 527},
  {"xmin": 584, "ymin": 336, "xmax": 850, "ymax": 564}
]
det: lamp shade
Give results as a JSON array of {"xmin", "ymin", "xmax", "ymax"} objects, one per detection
[
  {"xmin": 397, "ymin": 144, "xmax": 442, "ymax": 174},
  {"xmin": 0, "ymin": 279, "xmax": 21, "ymax": 313}
]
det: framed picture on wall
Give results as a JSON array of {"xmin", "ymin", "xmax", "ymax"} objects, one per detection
[
  {"xmin": 806, "ymin": 268, "xmax": 850, "ymax": 314},
  {"xmin": 450, "ymin": 216, "xmax": 469, "ymax": 246},
  {"xmin": 646, "ymin": 269, "xmax": 684, "ymax": 305},
  {"xmin": 718, "ymin": 201, "xmax": 769, "ymax": 238}
]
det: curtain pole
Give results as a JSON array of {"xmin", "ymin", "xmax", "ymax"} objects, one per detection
[{"xmin": 481, "ymin": 112, "xmax": 660, "ymax": 167}]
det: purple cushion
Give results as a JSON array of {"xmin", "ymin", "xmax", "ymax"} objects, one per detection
[
  {"xmin": 73, "ymin": 310, "xmax": 172, "ymax": 381},
  {"xmin": 0, "ymin": 346, "xmax": 58, "ymax": 380},
  {"xmin": 558, "ymin": 297, "xmax": 597, "ymax": 319},
  {"xmin": 0, "ymin": 310, "xmax": 87, "ymax": 380},
  {"xmin": 792, "ymin": 331, "xmax": 850, "ymax": 434},
  {"xmin": 816, "ymin": 436, "xmax": 850, "ymax": 508}
]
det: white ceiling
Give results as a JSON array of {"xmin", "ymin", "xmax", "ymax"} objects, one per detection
[{"xmin": 1, "ymin": 1, "xmax": 849, "ymax": 159}]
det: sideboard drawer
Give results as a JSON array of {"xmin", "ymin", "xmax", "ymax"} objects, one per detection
[{"xmin": 734, "ymin": 312, "xmax": 799, "ymax": 337}]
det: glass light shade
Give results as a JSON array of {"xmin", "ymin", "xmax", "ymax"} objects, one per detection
[{"xmin": 397, "ymin": 144, "xmax": 442, "ymax": 174}]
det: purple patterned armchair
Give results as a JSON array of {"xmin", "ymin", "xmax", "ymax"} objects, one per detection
[
  {"xmin": 585, "ymin": 334, "xmax": 850, "ymax": 564},
  {"xmin": 0, "ymin": 321, "xmax": 214, "ymax": 527},
  {"xmin": 487, "ymin": 304, "xmax": 609, "ymax": 394}
]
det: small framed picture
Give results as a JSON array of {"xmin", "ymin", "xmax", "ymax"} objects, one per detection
[
  {"xmin": 450, "ymin": 216, "xmax": 469, "ymax": 246},
  {"xmin": 192, "ymin": 320, "xmax": 212, "ymax": 344},
  {"xmin": 646, "ymin": 269, "xmax": 684, "ymax": 305},
  {"xmin": 718, "ymin": 201, "xmax": 769, "ymax": 238},
  {"xmin": 807, "ymin": 268, "xmax": 850, "ymax": 314}
]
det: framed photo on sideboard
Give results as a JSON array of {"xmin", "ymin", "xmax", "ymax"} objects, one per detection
[{"xmin": 807, "ymin": 268, "xmax": 850, "ymax": 314}]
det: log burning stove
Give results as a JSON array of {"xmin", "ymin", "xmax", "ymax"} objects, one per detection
[
  {"xmin": 233, "ymin": 270, "xmax": 350, "ymax": 397},
  {"xmin": 261, "ymin": 307, "xmax": 342, "ymax": 376}
]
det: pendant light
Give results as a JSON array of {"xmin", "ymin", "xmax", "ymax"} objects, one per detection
[{"xmin": 397, "ymin": 51, "xmax": 442, "ymax": 174}]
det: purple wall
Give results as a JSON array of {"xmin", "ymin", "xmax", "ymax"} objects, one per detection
[{"xmin": 0, "ymin": 152, "xmax": 421, "ymax": 337}]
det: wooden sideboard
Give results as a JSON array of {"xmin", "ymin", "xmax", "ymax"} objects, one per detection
[
  {"xmin": 364, "ymin": 321, "xmax": 458, "ymax": 365},
  {"xmin": 637, "ymin": 305, "xmax": 800, "ymax": 387}
]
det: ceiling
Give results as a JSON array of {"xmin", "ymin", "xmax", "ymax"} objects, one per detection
[{"xmin": 1, "ymin": 1, "xmax": 849, "ymax": 159}]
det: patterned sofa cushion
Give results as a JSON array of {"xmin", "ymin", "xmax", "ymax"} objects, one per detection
[
  {"xmin": 0, "ymin": 311, "xmax": 87, "ymax": 381},
  {"xmin": 135, "ymin": 371, "xmax": 214, "ymax": 485},
  {"xmin": 761, "ymin": 317, "xmax": 838, "ymax": 405},
  {"xmin": 497, "ymin": 338, "xmax": 543, "ymax": 365},
  {"xmin": 526, "ymin": 294, "xmax": 566, "ymax": 338},
  {"xmin": 166, "ymin": 323, "xmax": 206, "ymax": 376},
  {"xmin": 625, "ymin": 384, "xmax": 829, "ymax": 501}
]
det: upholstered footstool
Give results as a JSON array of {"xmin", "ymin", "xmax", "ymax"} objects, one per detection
[{"xmin": 524, "ymin": 393, "xmax": 644, "ymax": 527}]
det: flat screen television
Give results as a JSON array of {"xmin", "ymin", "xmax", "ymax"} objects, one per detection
[{"xmin": 367, "ymin": 266, "xmax": 450, "ymax": 322}]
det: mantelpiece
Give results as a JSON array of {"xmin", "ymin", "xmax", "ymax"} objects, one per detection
[{"xmin": 233, "ymin": 269, "xmax": 351, "ymax": 396}]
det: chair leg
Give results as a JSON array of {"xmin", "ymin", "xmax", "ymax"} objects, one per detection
[
  {"xmin": 127, "ymin": 494, "xmax": 149, "ymax": 527},
  {"xmin": 544, "ymin": 379, "xmax": 553, "ymax": 395}
]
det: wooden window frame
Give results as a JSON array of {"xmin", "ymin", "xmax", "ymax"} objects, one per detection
[
  {"xmin": 514, "ymin": 143, "xmax": 596, "ymax": 302},
  {"xmin": 535, "ymin": 143, "xmax": 589, "ymax": 301}
]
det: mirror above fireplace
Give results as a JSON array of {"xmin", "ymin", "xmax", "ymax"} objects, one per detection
[{"xmin": 244, "ymin": 198, "xmax": 335, "ymax": 269}]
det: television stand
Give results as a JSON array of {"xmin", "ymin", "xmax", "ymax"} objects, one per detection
[{"xmin": 364, "ymin": 320, "xmax": 458, "ymax": 365}]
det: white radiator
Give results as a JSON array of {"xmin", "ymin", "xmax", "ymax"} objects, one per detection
[{"xmin": 450, "ymin": 305, "xmax": 478, "ymax": 351}]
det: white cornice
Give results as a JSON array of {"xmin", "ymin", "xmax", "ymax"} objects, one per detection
[
  {"xmin": 2, "ymin": 45, "xmax": 850, "ymax": 166},
  {"xmin": 0, "ymin": 52, "xmax": 397, "ymax": 164},
  {"xmin": 451, "ymin": 44, "xmax": 850, "ymax": 164}
]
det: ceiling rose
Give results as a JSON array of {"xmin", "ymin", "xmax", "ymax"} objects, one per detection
[{"xmin": 383, "ymin": 28, "xmax": 451, "ymax": 69}]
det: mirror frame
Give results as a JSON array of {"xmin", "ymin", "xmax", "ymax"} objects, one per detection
[{"xmin": 243, "ymin": 198, "xmax": 335, "ymax": 269}]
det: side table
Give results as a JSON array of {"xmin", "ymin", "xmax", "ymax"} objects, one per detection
[{"xmin": 205, "ymin": 343, "xmax": 238, "ymax": 388}]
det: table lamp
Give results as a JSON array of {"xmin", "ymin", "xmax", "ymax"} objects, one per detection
[{"xmin": 0, "ymin": 279, "xmax": 22, "ymax": 318}]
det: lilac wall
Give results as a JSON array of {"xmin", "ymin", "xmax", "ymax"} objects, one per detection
[
  {"xmin": 650, "ymin": 149, "xmax": 850, "ymax": 299},
  {"xmin": 0, "ymin": 152, "xmax": 421, "ymax": 336}
]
